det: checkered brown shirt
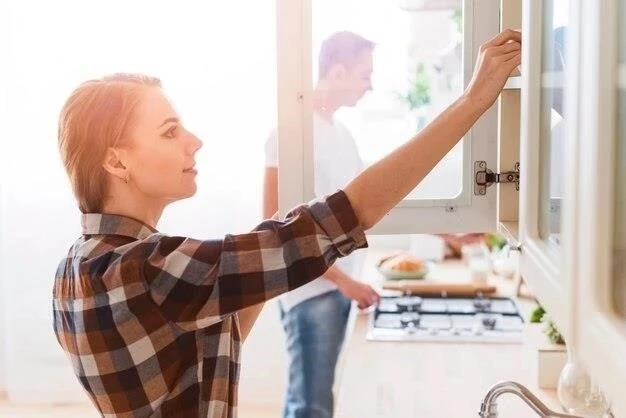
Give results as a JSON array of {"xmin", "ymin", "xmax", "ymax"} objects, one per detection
[{"xmin": 53, "ymin": 190, "xmax": 367, "ymax": 417}]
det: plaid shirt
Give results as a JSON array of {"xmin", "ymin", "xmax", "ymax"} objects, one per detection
[{"xmin": 53, "ymin": 190, "xmax": 367, "ymax": 418}]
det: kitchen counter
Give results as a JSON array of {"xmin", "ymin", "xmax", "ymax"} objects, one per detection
[{"xmin": 334, "ymin": 252, "xmax": 563, "ymax": 418}]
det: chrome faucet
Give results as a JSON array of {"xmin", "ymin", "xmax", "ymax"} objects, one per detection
[{"xmin": 479, "ymin": 381, "xmax": 584, "ymax": 418}]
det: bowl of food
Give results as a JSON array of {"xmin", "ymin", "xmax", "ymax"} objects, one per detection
[{"xmin": 376, "ymin": 253, "xmax": 429, "ymax": 280}]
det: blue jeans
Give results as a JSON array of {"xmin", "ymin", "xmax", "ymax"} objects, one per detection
[{"xmin": 279, "ymin": 290, "xmax": 352, "ymax": 418}]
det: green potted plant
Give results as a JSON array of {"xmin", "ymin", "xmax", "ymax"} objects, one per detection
[
  {"xmin": 529, "ymin": 304, "xmax": 565, "ymax": 345},
  {"xmin": 529, "ymin": 304, "xmax": 567, "ymax": 389}
]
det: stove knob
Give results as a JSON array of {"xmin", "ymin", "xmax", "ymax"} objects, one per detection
[
  {"xmin": 451, "ymin": 327, "xmax": 460, "ymax": 336},
  {"xmin": 428, "ymin": 328, "xmax": 438, "ymax": 336},
  {"xmin": 482, "ymin": 317, "xmax": 497, "ymax": 330}
]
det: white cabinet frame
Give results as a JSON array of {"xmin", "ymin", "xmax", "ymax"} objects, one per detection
[
  {"xmin": 576, "ymin": 0, "xmax": 626, "ymax": 414},
  {"xmin": 276, "ymin": 0, "xmax": 503, "ymax": 234}
]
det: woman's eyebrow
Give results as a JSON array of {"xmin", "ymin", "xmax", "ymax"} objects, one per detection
[{"xmin": 159, "ymin": 117, "xmax": 179, "ymax": 128}]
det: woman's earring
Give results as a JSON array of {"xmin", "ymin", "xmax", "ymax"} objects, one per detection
[{"xmin": 123, "ymin": 174, "xmax": 129, "ymax": 184}]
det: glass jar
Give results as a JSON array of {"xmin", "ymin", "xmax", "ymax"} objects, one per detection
[{"xmin": 557, "ymin": 354, "xmax": 611, "ymax": 417}]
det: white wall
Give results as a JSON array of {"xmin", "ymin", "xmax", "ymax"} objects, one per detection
[{"xmin": 0, "ymin": 0, "xmax": 277, "ymax": 402}]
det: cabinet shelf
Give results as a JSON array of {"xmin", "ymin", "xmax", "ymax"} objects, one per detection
[
  {"xmin": 504, "ymin": 75, "xmax": 522, "ymax": 89},
  {"xmin": 504, "ymin": 72, "xmax": 565, "ymax": 90}
]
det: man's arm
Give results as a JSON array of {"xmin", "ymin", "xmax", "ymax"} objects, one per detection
[
  {"xmin": 323, "ymin": 265, "xmax": 379, "ymax": 309},
  {"xmin": 263, "ymin": 167, "xmax": 377, "ymax": 309},
  {"xmin": 237, "ymin": 166, "xmax": 279, "ymax": 341}
]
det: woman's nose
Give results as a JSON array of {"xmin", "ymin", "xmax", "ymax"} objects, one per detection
[{"xmin": 186, "ymin": 132, "xmax": 203, "ymax": 153}]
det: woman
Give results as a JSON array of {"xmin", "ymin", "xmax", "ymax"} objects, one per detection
[{"xmin": 53, "ymin": 30, "xmax": 520, "ymax": 417}]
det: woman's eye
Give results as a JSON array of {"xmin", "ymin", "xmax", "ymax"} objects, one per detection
[{"xmin": 163, "ymin": 126, "xmax": 177, "ymax": 139}]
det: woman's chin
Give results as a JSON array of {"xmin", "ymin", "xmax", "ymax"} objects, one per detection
[
  {"xmin": 168, "ymin": 185, "xmax": 198, "ymax": 202},
  {"xmin": 182, "ymin": 186, "xmax": 197, "ymax": 199}
]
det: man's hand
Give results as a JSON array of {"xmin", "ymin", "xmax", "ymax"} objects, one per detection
[{"xmin": 337, "ymin": 278, "xmax": 380, "ymax": 310}]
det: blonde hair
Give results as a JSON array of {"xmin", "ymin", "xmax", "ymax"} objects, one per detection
[{"xmin": 58, "ymin": 73, "xmax": 161, "ymax": 213}]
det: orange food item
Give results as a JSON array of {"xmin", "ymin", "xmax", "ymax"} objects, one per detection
[{"xmin": 380, "ymin": 254, "xmax": 424, "ymax": 272}]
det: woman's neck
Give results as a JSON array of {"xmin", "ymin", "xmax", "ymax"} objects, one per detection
[{"xmin": 101, "ymin": 184, "xmax": 166, "ymax": 229}]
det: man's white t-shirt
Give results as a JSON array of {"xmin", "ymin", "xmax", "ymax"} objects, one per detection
[{"xmin": 265, "ymin": 113, "xmax": 365, "ymax": 311}]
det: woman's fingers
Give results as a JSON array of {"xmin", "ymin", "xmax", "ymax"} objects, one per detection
[
  {"xmin": 484, "ymin": 28, "xmax": 521, "ymax": 48},
  {"xmin": 494, "ymin": 40, "xmax": 521, "ymax": 55}
]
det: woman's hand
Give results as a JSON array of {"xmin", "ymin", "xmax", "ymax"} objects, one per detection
[{"xmin": 464, "ymin": 29, "xmax": 522, "ymax": 113}]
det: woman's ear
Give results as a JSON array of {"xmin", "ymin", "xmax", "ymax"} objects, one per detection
[{"xmin": 102, "ymin": 148, "xmax": 128, "ymax": 182}]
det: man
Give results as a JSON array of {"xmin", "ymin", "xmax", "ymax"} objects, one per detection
[{"xmin": 263, "ymin": 31, "xmax": 380, "ymax": 418}]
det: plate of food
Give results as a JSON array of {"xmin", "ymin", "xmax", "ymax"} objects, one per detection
[{"xmin": 376, "ymin": 253, "xmax": 429, "ymax": 280}]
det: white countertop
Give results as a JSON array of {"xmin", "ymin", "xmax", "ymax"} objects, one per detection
[{"xmin": 334, "ymin": 251, "xmax": 562, "ymax": 418}]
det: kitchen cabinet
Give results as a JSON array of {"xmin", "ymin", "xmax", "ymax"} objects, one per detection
[
  {"xmin": 275, "ymin": 0, "xmax": 626, "ymax": 414},
  {"xmin": 574, "ymin": 0, "xmax": 626, "ymax": 415},
  {"xmin": 276, "ymin": 0, "xmax": 503, "ymax": 234},
  {"xmin": 274, "ymin": 0, "xmax": 570, "ymax": 340}
]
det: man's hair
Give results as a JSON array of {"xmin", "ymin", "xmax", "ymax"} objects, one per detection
[{"xmin": 318, "ymin": 31, "xmax": 375, "ymax": 79}]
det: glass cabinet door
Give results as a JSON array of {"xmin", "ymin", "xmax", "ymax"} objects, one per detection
[
  {"xmin": 311, "ymin": 0, "xmax": 465, "ymax": 201},
  {"xmin": 276, "ymin": 0, "xmax": 503, "ymax": 234},
  {"xmin": 518, "ymin": 0, "xmax": 572, "ymax": 339},
  {"xmin": 539, "ymin": 0, "xmax": 569, "ymax": 249}
]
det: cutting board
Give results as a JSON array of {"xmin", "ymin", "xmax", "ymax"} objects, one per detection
[{"xmin": 381, "ymin": 279, "xmax": 497, "ymax": 296}]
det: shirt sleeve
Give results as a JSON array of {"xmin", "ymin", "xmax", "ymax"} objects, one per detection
[{"xmin": 143, "ymin": 190, "xmax": 367, "ymax": 331}]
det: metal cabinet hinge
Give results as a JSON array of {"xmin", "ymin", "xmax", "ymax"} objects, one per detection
[{"xmin": 474, "ymin": 161, "xmax": 520, "ymax": 196}]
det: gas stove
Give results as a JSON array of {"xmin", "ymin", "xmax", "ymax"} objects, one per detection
[{"xmin": 366, "ymin": 293, "xmax": 525, "ymax": 344}]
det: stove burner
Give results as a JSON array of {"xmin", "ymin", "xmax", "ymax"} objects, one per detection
[
  {"xmin": 396, "ymin": 296, "xmax": 423, "ymax": 312},
  {"xmin": 399, "ymin": 311, "xmax": 420, "ymax": 328},
  {"xmin": 473, "ymin": 297, "xmax": 492, "ymax": 312}
]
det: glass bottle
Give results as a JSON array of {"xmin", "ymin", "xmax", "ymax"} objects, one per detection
[{"xmin": 557, "ymin": 353, "xmax": 611, "ymax": 417}]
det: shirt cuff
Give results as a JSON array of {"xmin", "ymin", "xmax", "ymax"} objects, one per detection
[{"xmin": 307, "ymin": 190, "xmax": 368, "ymax": 256}]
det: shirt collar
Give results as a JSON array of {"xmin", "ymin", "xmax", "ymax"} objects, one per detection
[{"xmin": 81, "ymin": 213, "xmax": 158, "ymax": 240}]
